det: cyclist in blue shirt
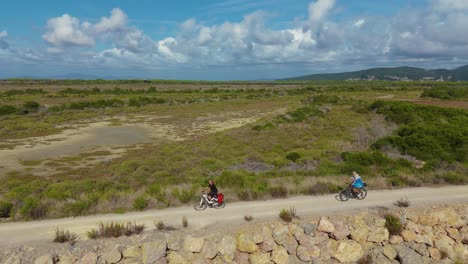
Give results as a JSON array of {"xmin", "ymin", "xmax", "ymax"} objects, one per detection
[{"xmin": 350, "ymin": 171, "xmax": 364, "ymax": 195}]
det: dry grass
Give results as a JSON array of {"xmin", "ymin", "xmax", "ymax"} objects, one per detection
[
  {"xmin": 394, "ymin": 197, "xmax": 411, "ymax": 207},
  {"xmin": 244, "ymin": 215, "xmax": 254, "ymax": 222},
  {"xmin": 279, "ymin": 207, "xmax": 297, "ymax": 223},
  {"xmin": 86, "ymin": 222, "xmax": 144, "ymax": 239},
  {"xmin": 53, "ymin": 228, "xmax": 78, "ymax": 245},
  {"xmin": 181, "ymin": 216, "xmax": 188, "ymax": 228}
]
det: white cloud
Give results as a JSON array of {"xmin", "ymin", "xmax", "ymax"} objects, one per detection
[
  {"xmin": 43, "ymin": 14, "xmax": 95, "ymax": 47},
  {"xmin": 94, "ymin": 8, "xmax": 127, "ymax": 33},
  {"xmin": 433, "ymin": 0, "xmax": 468, "ymax": 12},
  {"xmin": 354, "ymin": 19, "xmax": 365, "ymax": 28},
  {"xmin": 308, "ymin": 0, "xmax": 335, "ymax": 22},
  {"xmin": 0, "ymin": 30, "xmax": 9, "ymax": 50}
]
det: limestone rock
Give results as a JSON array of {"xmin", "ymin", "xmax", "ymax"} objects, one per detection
[
  {"xmin": 367, "ymin": 227, "xmax": 389, "ymax": 243},
  {"xmin": 123, "ymin": 246, "xmax": 140, "ymax": 259},
  {"xmin": 415, "ymin": 233, "xmax": 433, "ymax": 247},
  {"xmin": 249, "ymin": 252, "xmax": 271, "ymax": 264},
  {"xmin": 272, "ymin": 224, "xmax": 289, "ymax": 244},
  {"xmin": 3, "ymin": 256, "xmax": 22, "ymax": 264},
  {"xmin": 78, "ymin": 252, "xmax": 98, "ymax": 264},
  {"xmin": 405, "ymin": 220, "xmax": 421, "ymax": 233},
  {"xmin": 333, "ymin": 240, "xmax": 364, "ymax": 263},
  {"xmin": 59, "ymin": 254, "xmax": 76, "ymax": 264},
  {"xmin": 281, "ymin": 236, "xmax": 298, "ymax": 255},
  {"xmin": 434, "ymin": 239, "xmax": 455, "ymax": 260},
  {"xmin": 201, "ymin": 239, "xmax": 218, "ymax": 260},
  {"xmin": 446, "ymin": 227, "xmax": 461, "ymax": 242},
  {"xmin": 383, "ymin": 244, "xmax": 397, "ymax": 260},
  {"xmin": 166, "ymin": 251, "xmax": 186, "ymax": 264},
  {"xmin": 183, "ymin": 235, "xmax": 205, "ymax": 253},
  {"xmin": 453, "ymin": 244, "xmax": 468, "ymax": 262},
  {"xmin": 142, "ymin": 237, "xmax": 167, "ymax": 264},
  {"xmin": 331, "ymin": 220, "xmax": 350, "ymax": 240},
  {"xmin": 317, "ymin": 217, "xmax": 335, "ymax": 233},
  {"xmin": 103, "ymin": 247, "xmax": 122, "ymax": 264},
  {"xmin": 296, "ymin": 245, "xmax": 320, "ymax": 262},
  {"xmin": 401, "ymin": 230, "xmax": 418, "ymax": 242},
  {"xmin": 34, "ymin": 254, "xmax": 54, "ymax": 264},
  {"xmin": 236, "ymin": 232, "xmax": 258, "ymax": 253},
  {"xmin": 433, "ymin": 208, "xmax": 464, "ymax": 227},
  {"xmin": 259, "ymin": 225, "xmax": 276, "ymax": 252},
  {"xmin": 288, "ymin": 224, "xmax": 304, "ymax": 238},
  {"xmin": 296, "ymin": 234, "xmax": 315, "ymax": 248},
  {"xmin": 394, "ymin": 245, "xmax": 424, "ymax": 264},
  {"xmin": 218, "ymin": 236, "xmax": 236, "ymax": 263},
  {"xmin": 192, "ymin": 255, "xmax": 208, "ymax": 264},
  {"xmin": 374, "ymin": 218, "xmax": 386, "ymax": 227},
  {"xmin": 166, "ymin": 232, "xmax": 183, "ymax": 251},
  {"xmin": 234, "ymin": 250, "xmax": 249, "ymax": 263},
  {"xmin": 408, "ymin": 241, "xmax": 429, "ymax": 257},
  {"xmin": 350, "ymin": 225, "xmax": 368, "ymax": 243},
  {"xmin": 271, "ymin": 245, "xmax": 288, "ymax": 264},
  {"xmin": 428, "ymin": 247, "xmax": 441, "ymax": 260},
  {"xmin": 302, "ymin": 223, "xmax": 316, "ymax": 236},
  {"xmin": 389, "ymin": 235, "xmax": 403, "ymax": 244}
]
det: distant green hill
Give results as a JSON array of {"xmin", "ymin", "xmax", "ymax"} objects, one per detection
[{"xmin": 282, "ymin": 65, "xmax": 468, "ymax": 81}]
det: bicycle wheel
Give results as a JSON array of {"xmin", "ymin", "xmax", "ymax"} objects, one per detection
[
  {"xmin": 356, "ymin": 188, "xmax": 367, "ymax": 200},
  {"xmin": 194, "ymin": 200, "xmax": 208, "ymax": 211},
  {"xmin": 339, "ymin": 190, "xmax": 349, "ymax": 201},
  {"xmin": 214, "ymin": 202, "xmax": 226, "ymax": 209}
]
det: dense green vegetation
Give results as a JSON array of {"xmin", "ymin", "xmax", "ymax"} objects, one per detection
[
  {"xmin": 421, "ymin": 85, "xmax": 468, "ymax": 99},
  {"xmin": 0, "ymin": 81, "xmax": 466, "ymax": 220}
]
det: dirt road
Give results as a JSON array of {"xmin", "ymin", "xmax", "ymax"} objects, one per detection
[{"xmin": 1, "ymin": 185, "xmax": 467, "ymax": 246}]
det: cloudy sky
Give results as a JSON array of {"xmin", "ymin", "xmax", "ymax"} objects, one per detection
[{"xmin": 1, "ymin": 0, "xmax": 468, "ymax": 80}]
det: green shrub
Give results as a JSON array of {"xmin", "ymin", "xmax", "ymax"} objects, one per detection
[
  {"xmin": 305, "ymin": 182, "xmax": 341, "ymax": 195},
  {"xmin": 0, "ymin": 200, "xmax": 13, "ymax": 218},
  {"xmin": 269, "ymin": 186, "xmax": 288, "ymax": 198},
  {"xmin": 19, "ymin": 197, "xmax": 47, "ymax": 220},
  {"xmin": 385, "ymin": 214, "xmax": 403, "ymax": 235},
  {"xmin": 23, "ymin": 101, "xmax": 40, "ymax": 111},
  {"xmin": 285, "ymin": 152, "xmax": 301, "ymax": 162},
  {"xmin": 182, "ymin": 216, "xmax": 188, "ymax": 228},
  {"xmin": 279, "ymin": 207, "xmax": 297, "ymax": 223},
  {"xmin": 0, "ymin": 105, "xmax": 17, "ymax": 116},
  {"xmin": 64, "ymin": 200, "xmax": 92, "ymax": 216},
  {"xmin": 172, "ymin": 188, "xmax": 196, "ymax": 204},
  {"xmin": 421, "ymin": 86, "xmax": 468, "ymax": 99},
  {"xmin": 133, "ymin": 196, "xmax": 149, "ymax": 211},
  {"xmin": 87, "ymin": 222, "xmax": 145, "ymax": 239},
  {"xmin": 244, "ymin": 215, "xmax": 254, "ymax": 221},
  {"xmin": 53, "ymin": 228, "xmax": 78, "ymax": 245},
  {"xmin": 439, "ymin": 172, "xmax": 467, "ymax": 184}
]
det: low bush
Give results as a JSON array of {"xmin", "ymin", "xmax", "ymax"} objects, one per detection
[
  {"xmin": 64, "ymin": 200, "xmax": 92, "ymax": 216},
  {"xmin": 133, "ymin": 196, "xmax": 149, "ymax": 211},
  {"xmin": 394, "ymin": 197, "xmax": 411, "ymax": 207},
  {"xmin": 269, "ymin": 186, "xmax": 288, "ymax": 198},
  {"xmin": 285, "ymin": 152, "xmax": 301, "ymax": 162},
  {"xmin": 182, "ymin": 216, "xmax": 188, "ymax": 228},
  {"xmin": 53, "ymin": 228, "xmax": 78, "ymax": 245},
  {"xmin": 421, "ymin": 86, "xmax": 468, "ymax": 99},
  {"xmin": 172, "ymin": 188, "xmax": 196, "ymax": 204},
  {"xmin": 87, "ymin": 222, "xmax": 145, "ymax": 239},
  {"xmin": 19, "ymin": 197, "xmax": 47, "ymax": 220},
  {"xmin": 279, "ymin": 206, "xmax": 297, "ymax": 223},
  {"xmin": 385, "ymin": 214, "xmax": 403, "ymax": 235},
  {"xmin": 0, "ymin": 105, "xmax": 17, "ymax": 116},
  {"xmin": 155, "ymin": 220, "xmax": 165, "ymax": 230},
  {"xmin": 244, "ymin": 215, "xmax": 254, "ymax": 222},
  {"xmin": 0, "ymin": 200, "xmax": 13, "ymax": 218},
  {"xmin": 305, "ymin": 182, "xmax": 341, "ymax": 195}
]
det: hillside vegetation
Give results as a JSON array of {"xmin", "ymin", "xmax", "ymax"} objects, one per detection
[{"xmin": 0, "ymin": 81, "xmax": 466, "ymax": 220}]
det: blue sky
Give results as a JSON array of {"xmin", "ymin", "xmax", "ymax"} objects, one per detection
[{"xmin": 1, "ymin": 0, "xmax": 467, "ymax": 80}]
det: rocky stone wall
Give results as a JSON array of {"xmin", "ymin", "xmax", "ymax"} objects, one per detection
[{"xmin": 1, "ymin": 204, "xmax": 467, "ymax": 264}]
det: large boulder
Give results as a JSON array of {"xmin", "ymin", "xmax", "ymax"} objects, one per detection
[
  {"xmin": 166, "ymin": 251, "xmax": 186, "ymax": 264},
  {"xmin": 333, "ymin": 240, "xmax": 364, "ymax": 263},
  {"xmin": 367, "ymin": 227, "xmax": 389, "ymax": 243},
  {"xmin": 281, "ymin": 236, "xmax": 298, "ymax": 255},
  {"xmin": 331, "ymin": 220, "xmax": 350, "ymax": 240},
  {"xmin": 383, "ymin": 244, "xmax": 397, "ymax": 260},
  {"xmin": 389, "ymin": 235, "xmax": 403, "ymax": 244},
  {"xmin": 317, "ymin": 217, "xmax": 335, "ymax": 233},
  {"xmin": 394, "ymin": 245, "xmax": 424, "ymax": 264},
  {"xmin": 78, "ymin": 253, "xmax": 98, "ymax": 264},
  {"xmin": 58, "ymin": 254, "xmax": 76, "ymax": 264},
  {"xmin": 296, "ymin": 245, "xmax": 320, "ymax": 262},
  {"xmin": 218, "ymin": 236, "xmax": 236, "ymax": 263},
  {"xmin": 183, "ymin": 235, "xmax": 205, "ymax": 253},
  {"xmin": 123, "ymin": 245, "xmax": 141, "ymax": 259},
  {"xmin": 401, "ymin": 230, "xmax": 418, "ymax": 242},
  {"xmin": 249, "ymin": 252, "xmax": 271, "ymax": 264},
  {"xmin": 271, "ymin": 245, "xmax": 288, "ymax": 264},
  {"xmin": 166, "ymin": 232, "xmax": 183, "ymax": 251},
  {"xmin": 34, "ymin": 254, "xmax": 55, "ymax": 264},
  {"xmin": 434, "ymin": 239, "xmax": 455, "ymax": 260},
  {"xmin": 350, "ymin": 224, "xmax": 368, "ymax": 243},
  {"xmin": 405, "ymin": 220, "xmax": 421, "ymax": 233},
  {"xmin": 272, "ymin": 224, "xmax": 289, "ymax": 244},
  {"xmin": 103, "ymin": 247, "xmax": 122, "ymax": 264},
  {"xmin": 446, "ymin": 227, "xmax": 461, "ymax": 242},
  {"xmin": 433, "ymin": 208, "xmax": 464, "ymax": 227},
  {"xmin": 3, "ymin": 256, "xmax": 22, "ymax": 264},
  {"xmin": 201, "ymin": 239, "xmax": 218, "ymax": 260},
  {"xmin": 236, "ymin": 232, "xmax": 258, "ymax": 253},
  {"xmin": 142, "ymin": 237, "xmax": 167, "ymax": 264},
  {"xmin": 302, "ymin": 223, "xmax": 316, "ymax": 236},
  {"xmin": 234, "ymin": 250, "xmax": 250, "ymax": 263},
  {"xmin": 428, "ymin": 247, "xmax": 441, "ymax": 260},
  {"xmin": 289, "ymin": 224, "xmax": 304, "ymax": 239}
]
